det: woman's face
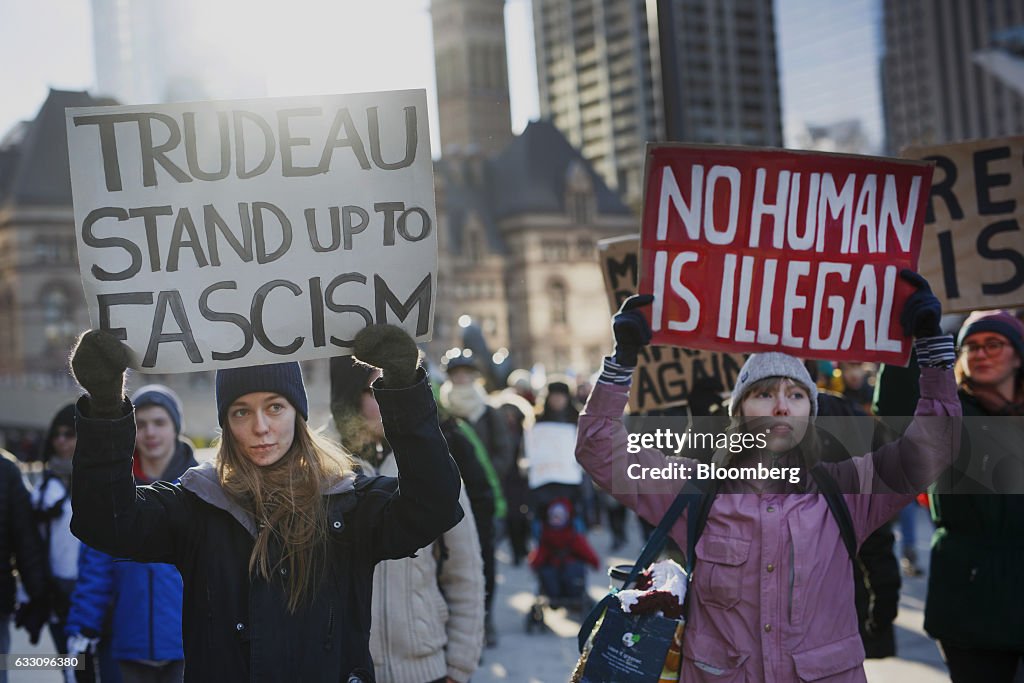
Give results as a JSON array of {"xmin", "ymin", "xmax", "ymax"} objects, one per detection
[
  {"xmin": 226, "ymin": 392, "xmax": 296, "ymax": 467},
  {"xmin": 135, "ymin": 406, "xmax": 177, "ymax": 461},
  {"xmin": 961, "ymin": 332, "xmax": 1021, "ymax": 389},
  {"xmin": 740, "ymin": 378, "xmax": 812, "ymax": 452},
  {"xmin": 51, "ymin": 426, "xmax": 76, "ymax": 460},
  {"xmin": 359, "ymin": 389, "xmax": 386, "ymax": 441},
  {"xmin": 546, "ymin": 392, "xmax": 569, "ymax": 412}
]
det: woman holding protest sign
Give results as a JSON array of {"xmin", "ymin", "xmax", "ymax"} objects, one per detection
[
  {"xmin": 574, "ymin": 270, "xmax": 961, "ymax": 682},
  {"xmin": 67, "ymin": 324, "xmax": 464, "ymax": 683}
]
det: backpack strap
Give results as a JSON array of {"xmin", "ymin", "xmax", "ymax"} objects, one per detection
[
  {"xmin": 809, "ymin": 464, "xmax": 858, "ymax": 562},
  {"xmin": 576, "ymin": 478, "xmax": 707, "ymax": 652}
]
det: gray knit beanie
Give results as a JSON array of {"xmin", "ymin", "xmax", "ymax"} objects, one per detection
[{"xmin": 729, "ymin": 352, "xmax": 818, "ymax": 417}]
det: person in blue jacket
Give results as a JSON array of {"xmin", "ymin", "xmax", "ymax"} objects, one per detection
[{"xmin": 66, "ymin": 385, "xmax": 195, "ymax": 683}]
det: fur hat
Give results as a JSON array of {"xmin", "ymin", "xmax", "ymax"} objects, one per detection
[
  {"xmin": 215, "ymin": 362, "xmax": 308, "ymax": 426},
  {"xmin": 729, "ymin": 352, "xmax": 818, "ymax": 417},
  {"xmin": 131, "ymin": 385, "xmax": 184, "ymax": 434},
  {"xmin": 957, "ymin": 309, "xmax": 1024, "ymax": 360}
]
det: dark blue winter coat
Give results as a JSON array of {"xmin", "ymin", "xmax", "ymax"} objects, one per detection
[{"xmin": 65, "ymin": 440, "xmax": 196, "ymax": 661}]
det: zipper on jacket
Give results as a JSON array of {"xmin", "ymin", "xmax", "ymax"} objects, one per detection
[
  {"xmin": 788, "ymin": 541, "xmax": 795, "ymax": 624},
  {"xmin": 149, "ymin": 567, "xmax": 155, "ymax": 660},
  {"xmin": 324, "ymin": 606, "xmax": 335, "ymax": 651}
]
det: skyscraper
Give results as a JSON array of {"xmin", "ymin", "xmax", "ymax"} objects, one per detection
[
  {"xmin": 533, "ymin": 0, "xmax": 783, "ymax": 206},
  {"xmin": 90, "ymin": 0, "xmax": 266, "ymax": 105},
  {"xmin": 431, "ymin": 0, "xmax": 514, "ymax": 155},
  {"xmin": 883, "ymin": 0, "xmax": 1024, "ymax": 152}
]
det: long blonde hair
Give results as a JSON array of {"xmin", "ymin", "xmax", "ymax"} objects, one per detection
[{"xmin": 216, "ymin": 418, "xmax": 356, "ymax": 612}]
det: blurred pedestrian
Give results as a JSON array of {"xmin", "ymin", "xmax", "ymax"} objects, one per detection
[
  {"xmin": 879, "ymin": 309, "xmax": 1024, "ymax": 681},
  {"xmin": 66, "ymin": 385, "xmax": 194, "ymax": 683},
  {"xmin": 328, "ymin": 358, "xmax": 484, "ymax": 683},
  {"xmin": 0, "ymin": 447, "xmax": 48, "ymax": 683},
  {"xmin": 439, "ymin": 351, "xmax": 512, "ymax": 647}
]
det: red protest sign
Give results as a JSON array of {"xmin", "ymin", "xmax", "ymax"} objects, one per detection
[{"xmin": 639, "ymin": 144, "xmax": 934, "ymax": 365}]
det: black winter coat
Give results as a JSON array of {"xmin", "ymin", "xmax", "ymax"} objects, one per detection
[
  {"xmin": 0, "ymin": 454, "xmax": 47, "ymax": 612},
  {"xmin": 71, "ymin": 372, "xmax": 463, "ymax": 683}
]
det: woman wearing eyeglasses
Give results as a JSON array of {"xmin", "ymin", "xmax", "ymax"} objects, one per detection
[{"xmin": 921, "ymin": 309, "xmax": 1024, "ymax": 682}]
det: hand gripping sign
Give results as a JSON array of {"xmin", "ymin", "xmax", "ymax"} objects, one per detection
[
  {"xmin": 66, "ymin": 90, "xmax": 436, "ymax": 373},
  {"xmin": 639, "ymin": 145, "xmax": 934, "ymax": 365}
]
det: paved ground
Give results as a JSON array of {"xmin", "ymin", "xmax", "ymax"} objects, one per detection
[
  {"xmin": 7, "ymin": 506, "xmax": 952, "ymax": 682},
  {"xmin": 474, "ymin": 504, "xmax": 949, "ymax": 682}
]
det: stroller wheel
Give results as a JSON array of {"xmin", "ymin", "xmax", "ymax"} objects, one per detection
[{"xmin": 525, "ymin": 603, "xmax": 545, "ymax": 633}]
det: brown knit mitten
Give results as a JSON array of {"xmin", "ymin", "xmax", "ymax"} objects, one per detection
[
  {"xmin": 352, "ymin": 324, "xmax": 421, "ymax": 389},
  {"xmin": 70, "ymin": 330, "xmax": 135, "ymax": 418}
]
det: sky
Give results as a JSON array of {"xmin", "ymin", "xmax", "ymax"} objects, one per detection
[
  {"xmin": 0, "ymin": 0, "xmax": 540, "ymax": 154},
  {"xmin": 1, "ymin": 0, "xmax": 881, "ymax": 153}
]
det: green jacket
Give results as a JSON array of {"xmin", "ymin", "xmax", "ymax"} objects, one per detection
[{"xmin": 875, "ymin": 360, "xmax": 1024, "ymax": 651}]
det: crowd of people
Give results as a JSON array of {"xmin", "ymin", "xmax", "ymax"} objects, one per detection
[{"xmin": 0, "ymin": 269, "xmax": 1019, "ymax": 682}]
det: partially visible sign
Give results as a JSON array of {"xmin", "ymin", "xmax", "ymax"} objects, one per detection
[
  {"xmin": 525, "ymin": 422, "xmax": 583, "ymax": 488},
  {"xmin": 66, "ymin": 90, "xmax": 436, "ymax": 372},
  {"xmin": 639, "ymin": 144, "xmax": 934, "ymax": 365},
  {"xmin": 598, "ymin": 236, "xmax": 745, "ymax": 413},
  {"xmin": 904, "ymin": 136, "xmax": 1024, "ymax": 313}
]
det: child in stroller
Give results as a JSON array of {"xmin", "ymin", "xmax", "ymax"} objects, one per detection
[{"xmin": 526, "ymin": 485, "xmax": 599, "ymax": 631}]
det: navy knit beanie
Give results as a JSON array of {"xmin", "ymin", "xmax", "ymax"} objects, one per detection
[
  {"xmin": 132, "ymin": 385, "xmax": 184, "ymax": 435},
  {"xmin": 215, "ymin": 362, "xmax": 308, "ymax": 426}
]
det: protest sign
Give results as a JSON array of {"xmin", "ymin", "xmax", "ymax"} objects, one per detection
[
  {"xmin": 640, "ymin": 145, "xmax": 934, "ymax": 365},
  {"xmin": 525, "ymin": 422, "xmax": 583, "ymax": 488},
  {"xmin": 66, "ymin": 90, "xmax": 436, "ymax": 373},
  {"xmin": 598, "ymin": 236, "xmax": 745, "ymax": 412},
  {"xmin": 903, "ymin": 136, "xmax": 1024, "ymax": 313}
]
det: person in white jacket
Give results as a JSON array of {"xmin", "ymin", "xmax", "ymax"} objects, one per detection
[{"xmin": 327, "ymin": 357, "xmax": 485, "ymax": 683}]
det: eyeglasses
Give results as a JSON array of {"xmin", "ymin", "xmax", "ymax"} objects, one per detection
[{"xmin": 959, "ymin": 339, "xmax": 1009, "ymax": 357}]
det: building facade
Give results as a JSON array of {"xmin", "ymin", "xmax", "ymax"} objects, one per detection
[
  {"xmin": 431, "ymin": 0, "xmax": 514, "ymax": 155},
  {"xmin": 883, "ymin": 0, "xmax": 1024, "ymax": 152},
  {"xmin": 431, "ymin": 122, "xmax": 635, "ymax": 376},
  {"xmin": 533, "ymin": 0, "xmax": 783, "ymax": 206}
]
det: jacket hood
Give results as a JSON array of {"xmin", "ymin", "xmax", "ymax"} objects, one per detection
[{"xmin": 179, "ymin": 461, "xmax": 359, "ymax": 538}]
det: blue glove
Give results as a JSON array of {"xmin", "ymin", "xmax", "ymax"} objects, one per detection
[
  {"xmin": 899, "ymin": 270, "xmax": 942, "ymax": 338},
  {"xmin": 612, "ymin": 294, "xmax": 654, "ymax": 367}
]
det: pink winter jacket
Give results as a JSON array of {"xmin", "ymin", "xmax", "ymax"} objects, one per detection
[{"xmin": 576, "ymin": 366, "xmax": 961, "ymax": 683}]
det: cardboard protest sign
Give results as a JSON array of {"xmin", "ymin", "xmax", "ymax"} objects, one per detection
[
  {"xmin": 525, "ymin": 422, "xmax": 583, "ymax": 488},
  {"xmin": 640, "ymin": 145, "xmax": 934, "ymax": 365},
  {"xmin": 598, "ymin": 235, "xmax": 746, "ymax": 413},
  {"xmin": 66, "ymin": 90, "xmax": 436, "ymax": 373},
  {"xmin": 903, "ymin": 137, "xmax": 1024, "ymax": 313}
]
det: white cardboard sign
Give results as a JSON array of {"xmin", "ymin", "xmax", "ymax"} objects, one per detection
[
  {"xmin": 66, "ymin": 90, "xmax": 436, "ymax": 372},
  {"xmin": 525, "ymin": 422, "xmax": 583, "ymax": 488}
]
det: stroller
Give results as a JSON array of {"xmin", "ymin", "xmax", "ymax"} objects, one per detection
[{"xmin": 525, "ymin": 483, "xmax": 599, "ymax": 632}]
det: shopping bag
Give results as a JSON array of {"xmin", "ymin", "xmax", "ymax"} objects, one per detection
[{"xmin": 574, "ymin": 602, "xmax": 682, "ymax": 683}]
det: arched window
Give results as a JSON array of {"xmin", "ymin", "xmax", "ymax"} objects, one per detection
[
  {"xmin": 550, "ymin": 280, "xmax": 568, "ymax": 325},
  {"xmin": 39, "ymin": 283, "xmax": 76, "ymax": 350}
]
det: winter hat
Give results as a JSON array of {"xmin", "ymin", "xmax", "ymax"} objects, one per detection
[
  {"xmin": 329, "ymin": 356, "xmax": 377, "ymax": 418},
  {"xmin": 215, "ymin": 362, "xmax": 308, "ymax": 426},
  {"xmin": 131, "ymin": 385, "xmax": 184, "ymax": 435},
  {"xmin": 957, "ymin": 309, "xmax": 1024, "ymax": 360},
  {"xmin": 547, "ymin": 380, "xmax": 572, "ymax": 396},
  {"xmin": 41, "ymin": 403, "xmax": 77, "ymax": 461},
  {"xmin": 729, "ymin": 352, "xmax": 819, "ymax": 417}
]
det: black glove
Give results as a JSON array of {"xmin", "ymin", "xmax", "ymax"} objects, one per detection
[
  {"xmin": 15, "ymin": 599, "xmax": 50, "ymax": 646},
  {"xmin": 612, "ymin": 294, "xmax": 654, "ymax": 367},
  {"xmin": 352, "ymin": 324, "xmax": 420, "ymax": 389},
  {"xmin": 70, "ymin": 330, "xmax": 134, "ymax": 418},
  {"xmin": 899, "ymin": 270, "xmax": 942, "ymax": 338}
]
